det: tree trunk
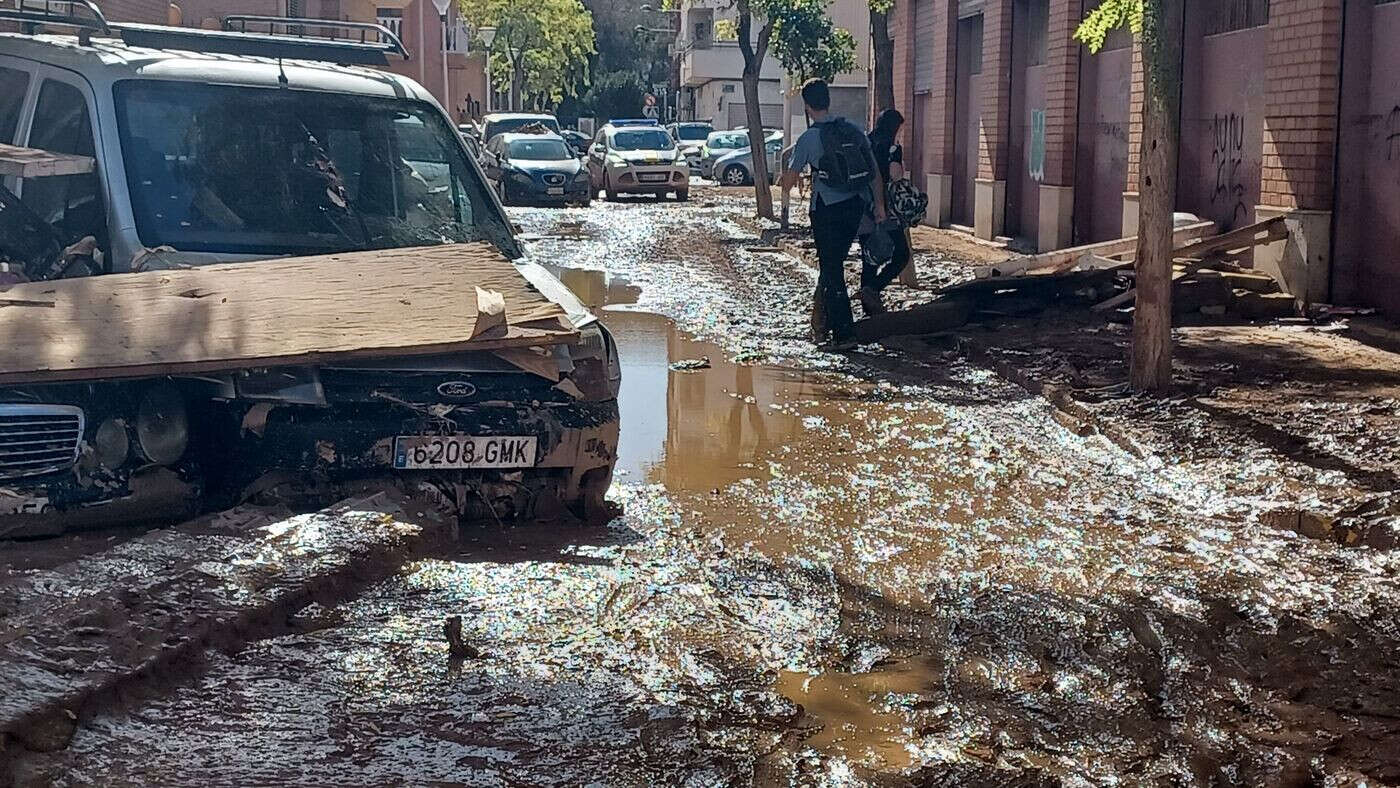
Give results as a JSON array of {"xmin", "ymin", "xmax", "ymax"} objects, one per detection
[
  {"xmin": 1130, "ymin": 0, "xmax": 1184, "ymax": 393},
  {"xmin": 510, "ymin": 58, "xmax": 523, "ymax": 111},
  {"xmin": 870, "ymin": 5, "xmax": 895, "ymax": 117},
  {"xmin": 742, "ymin": 70, "xmax": 774, "ymax": 219}
]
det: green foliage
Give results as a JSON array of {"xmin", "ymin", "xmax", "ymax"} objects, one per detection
[
  {"xmin": 757, "ymin": 0, "xmax": 857, "ymax": 84},
  {"xmin": 713, "ymin": 18, "xmax": 739, "ymax": 41},
  {"xmin": 581, "ymin": 69, "xmax": 648, "ymax": 122},
  {"xmin": 460, "ymin": 0, "xmax": 596, "ymax": 105},
  {"xmin": 866, "ymin": 0, "xmax": 893, "ymax": 14},
  {"xmin": 1074, "ymin": 0, "xmax": 1142, "ymax": 53}
]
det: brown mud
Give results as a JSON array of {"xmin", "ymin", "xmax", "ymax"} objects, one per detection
[{"xmin": 10, "ymin": 188, "xmax": 1400, "ymax": 786}]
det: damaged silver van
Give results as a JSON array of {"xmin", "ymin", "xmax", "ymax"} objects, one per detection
[{"xmin": 0, "ymin": 8, "xmax": 620, "ymax": 536}]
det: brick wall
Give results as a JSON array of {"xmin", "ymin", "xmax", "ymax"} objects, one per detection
[
  {"xmin": 927, "ymin": 0, "xmax": 957, "ymax": 175},
  {"xmin": 1259, "ymin": 0, "xmax": 1344, "ymax": 210},
  {"xmin": 96, "ymin": 0, "xmax": 172, "ymax": 24},
  {"xmin": 892, "ymin": 0, "xmax": 916, "ymax": 120},
  {"xmin": 977, "ymin": 0, "xmax": 1013, "ymax": 181},
  {"xmin": 1041, "ymin": 0, "xmax": 1080, "ymax": 186},
  {"xmin": 1124, "ymin": 35, "xmax": 1144, "ymax": 191}
]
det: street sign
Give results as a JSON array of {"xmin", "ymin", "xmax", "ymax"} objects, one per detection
[{"xmin": 643, "ymin": 105, "xmax": 659, "ymax": 119}]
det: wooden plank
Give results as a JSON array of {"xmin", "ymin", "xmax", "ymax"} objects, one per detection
[
  {"xmin": 975, "ymin": 220, "xmax": 1216, "ymax": 278},
  {"xmin": 1092, "ymin": 218, "xmax": 1289, "ymax": 313},
  {"xmin": 1170, "ymin": 215, "xmax": 1286, "ymax": 260},
  {"xmin": 0, "ymin": 243, "xmax": 576, "ymax": 385},
  {"xmin": 0, "ymin": 143, "xmax": 96, "ymax": 178}
]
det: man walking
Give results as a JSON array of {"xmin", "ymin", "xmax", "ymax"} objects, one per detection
[{"xmin": 779, "ymin": 79, "xmax": 886, "ymax": 351}]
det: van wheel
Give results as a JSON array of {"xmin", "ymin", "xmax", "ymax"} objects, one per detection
[
  {"xmin": 675, "ymin": 190, "xmax": 689, "ymax": 201},
  {"xmin": 605, "ymin": 176, "xmax": 618, "ymax": 201},
  {"xmin": 721, "ymin": 165, "xmax": 749, "ymax": 186}
]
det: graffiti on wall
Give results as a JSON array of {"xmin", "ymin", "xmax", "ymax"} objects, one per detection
[
  {"xmin": 1211, "ymin": 112, "xmax": 1249, "ymax": 227},
  {"xmin": 1387, "ymin": 105, "xmax": 1400, "ymax": 162},
  {"xmin": 1029, "ymin": 109, "xmax": 1046, "ymax": 182}
]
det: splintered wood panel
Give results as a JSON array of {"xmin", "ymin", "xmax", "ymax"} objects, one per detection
[
  {"xmin": 0, "ymin": 143, "xmax": 96, "ymax": 178},
  {"xmin": 0, "ymin": 243, "xmax": 577, "ymax": 384}
]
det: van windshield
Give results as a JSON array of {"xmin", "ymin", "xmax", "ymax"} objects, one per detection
[
  {"xmin": 610, "ymin": 129, "xmax": 674, "ymax": 151},
  {"xmin": 114, "ymin": 81, "xmax": 511, "ymax": 256}
]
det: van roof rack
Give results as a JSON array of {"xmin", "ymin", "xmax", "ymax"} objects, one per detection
[
  {"xmin": 0, "ymin": 3, "xmax": 410, "ymax": 65},
  {"xmin": 115, "ymin": 17, "xmax": 409, "ymax": 65},
  {"xmin": 0, "ymin": 1, "xmax": 110, "ymax": 38}
]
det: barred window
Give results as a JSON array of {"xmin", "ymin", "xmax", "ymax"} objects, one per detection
[{"xmin": 1205, "ymin": 0, "xmax": 1270, "ymax": 35}]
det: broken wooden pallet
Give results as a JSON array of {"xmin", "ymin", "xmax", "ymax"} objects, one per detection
[
  {"xmin": 974, "ymin": 220, "xmax": 1216, "ymax": 279},
  {"xmin": 0, "ymin": 243, "xmax": 576, "ymax": 385},
  {"xmin": 1091, "ymin": 216, "xmax": 1288, "ymax": 312}
]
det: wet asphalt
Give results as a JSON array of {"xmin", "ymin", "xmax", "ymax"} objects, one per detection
[{"xmin": 15, "ymin": 187, "xmax": 1400, "ymax": 786}]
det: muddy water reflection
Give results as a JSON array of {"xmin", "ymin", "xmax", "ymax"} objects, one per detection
[{"xmin": 549, "ymin": 265, "xmax": 832, "ymax": 491}]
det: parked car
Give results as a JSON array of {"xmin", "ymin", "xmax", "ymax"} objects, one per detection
[
  {"xmin": 586, "ymin": 122, "xmax": 689, "ymax": 200},
  {"xmin": 458, "ymin": 123, "xmax": 482, "ymax": 158},
  {"xmin": 0, "ymin": 20, "xmax": 620, "ymax": 534},
  {"xmin": 698, "ymin": 130, "xmax": 749, "ymax": 180},
  {"xmin": 482, "ymin": 132, "xmax": 592, "ymax": 206},
  {"xmin": 480, "ymin": 112, "xmax": 563, "ymax": 146},
  {"xmin": 666, "ymin": 121, "xmax": 714, "ymax": 174},
  {"xmin": 713, "ymin": 132, "xmax": 784, "ymax": 186}
]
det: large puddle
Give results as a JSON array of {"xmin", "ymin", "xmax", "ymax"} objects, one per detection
[{"xmin": 547, "ymin": 265, "xmax": 835, "ymax": 492}]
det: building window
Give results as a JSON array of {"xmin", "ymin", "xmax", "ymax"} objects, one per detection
[
  {"xmin": 286, "ymin": 0, "xmax": 305, "ymax": 17},
  {"xmin": 376, "ymin": 7, "xmax": 403, "ymax": 41},
  {"xmin": 1204, "ymin": 0, "xmax": 1269, "ymax": 35},
  {"xmin": 721, "ymin": 83, "xmax": 736, "ymax": 93}
]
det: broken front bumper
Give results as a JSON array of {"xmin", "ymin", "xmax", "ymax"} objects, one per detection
[{"xmin": 229, "ymin": 399, "xmax": 620, "ymax": 520}]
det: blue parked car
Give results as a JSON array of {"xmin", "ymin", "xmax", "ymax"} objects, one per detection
[{"xmin": 482, "ymin": 132, "xmax": 593, "ymax": 206}]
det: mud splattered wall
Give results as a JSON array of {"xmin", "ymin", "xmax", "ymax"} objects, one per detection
[
  {"xmin": 1178, "ymin": 0, "xmax": 1270, "ymax": 234},
  {"xmin": 1334, "ymin": 0, "xmax": 1400, "ymax": 318},
  {"xmin": 1073, "ymin": 27, "xmax": 1131, "ymax": 243},
  {"xmin": 1006, "ymin": 0, "xmax": 1048, "ymax": 240},
  {"xmin": 951, "ymin": 12, "xmax": 983, "ymax": 226}
]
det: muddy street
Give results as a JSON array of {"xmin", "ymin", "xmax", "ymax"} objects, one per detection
[{"xmin": 9, "ymin": 191, "xmax": 1400, "ymax": 786}]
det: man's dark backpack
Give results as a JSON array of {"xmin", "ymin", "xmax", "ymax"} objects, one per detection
[{"xmin": 816, "ymin": 120, "xmax": 875, "ymax": 191}]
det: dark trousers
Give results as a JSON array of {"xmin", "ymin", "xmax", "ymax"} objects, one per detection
[
  {"xmin": 811, "ymin": 195, "xmax": 864, "ymax": 340},
  {"xmin": 861, "ymin": 227, "xmax": 911, "ymax": 292}
]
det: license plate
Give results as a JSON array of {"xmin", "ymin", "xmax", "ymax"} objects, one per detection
[
  {"xmin": 639, "ymin": 173, "xmax": 667, "ymax": 183},
  {"xmin": 547, "ymin": 187, "xmax": 564, "ymax": 195},
  {"xmin": 393, "ymin": 436, "xmax": 537, "ymax": 469}
]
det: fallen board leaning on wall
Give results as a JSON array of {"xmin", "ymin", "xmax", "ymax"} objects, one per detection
[{"xmin": 0, "ymin": 243, "xmax": 577, "ymax": 385}]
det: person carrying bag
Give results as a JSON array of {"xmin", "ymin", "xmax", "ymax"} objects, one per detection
[{"xmin": 857, "ymin": 109, "xmax": 928, "ymax": 315}]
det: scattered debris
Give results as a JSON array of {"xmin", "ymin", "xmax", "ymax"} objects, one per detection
[
  {"xmin": 669, "ymin": 357, "xmax": 711, "ymax": 371},
  {"xmin": 443, "ymin": 615, "xmax": 482, "ymax": 659}
]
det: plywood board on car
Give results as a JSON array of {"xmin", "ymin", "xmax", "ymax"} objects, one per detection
[
  {"xmin": 0, "ymin": 143, "xmax": 96, "ymax": 178},
  {"xmin": 0, "ymin": 243, "xmax": 577, "ymax": 384}
]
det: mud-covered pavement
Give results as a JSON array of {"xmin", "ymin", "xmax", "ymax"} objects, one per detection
[{"xmin": 11, "ymin": 189, "xmax": 1400, "ymax": 786}]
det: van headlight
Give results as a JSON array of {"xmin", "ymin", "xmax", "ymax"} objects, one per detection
[
  {"xmin": 136, "ymin": 386, "xmax": 189, "ymax": 465},
  {"xmin": 93, "ymin": 418, "xmax": 130, "ymax": 469},
  {"xmin": 567, "ymin": 324, "xmax": 621, "ymax": 401}
]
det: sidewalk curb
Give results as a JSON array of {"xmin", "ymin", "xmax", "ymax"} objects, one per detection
[{"xmin": 1, "ymin": 492, "xmax": 442, "ymax": 773}]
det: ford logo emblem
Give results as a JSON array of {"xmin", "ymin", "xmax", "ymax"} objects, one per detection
[{"xmin": 436, "ymin": 381, "xmax": 477, "ymax": 399}]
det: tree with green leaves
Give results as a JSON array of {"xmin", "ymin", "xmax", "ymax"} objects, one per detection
[
  {"xmin": 734, "ymin": 0, "xmax": 855, "ymax": 218},
  {"xmin": 460, "ymin": 0, "xmax": 597, "ymax": 111},
  {"xmin": 1077, "ymin": 0, "xmax": 1181, "ymax": 392}
]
